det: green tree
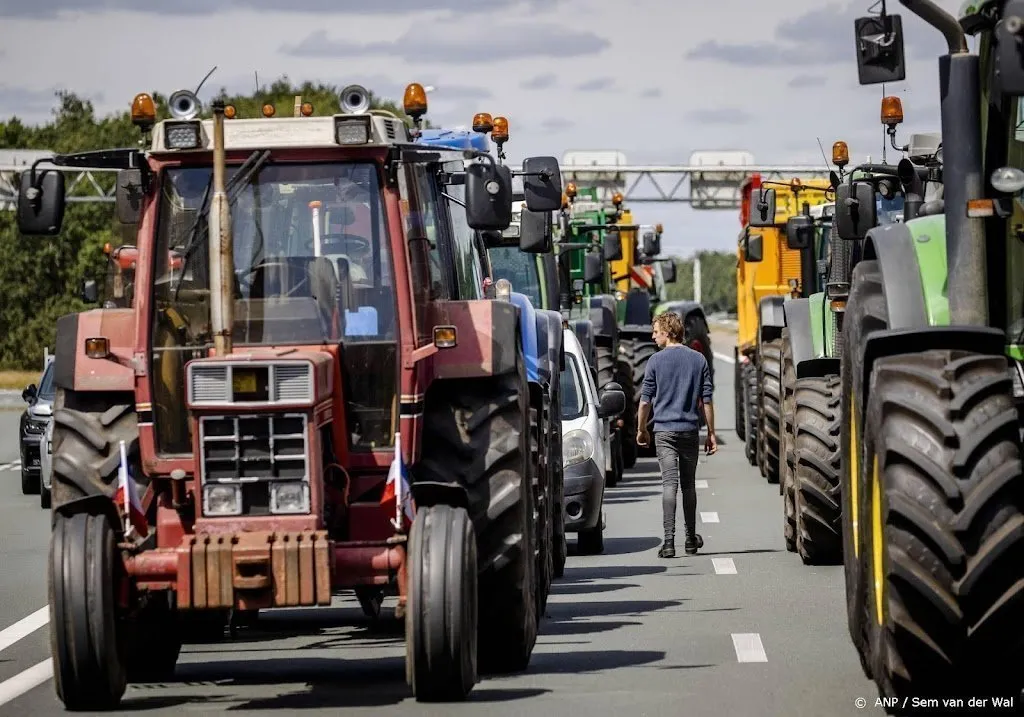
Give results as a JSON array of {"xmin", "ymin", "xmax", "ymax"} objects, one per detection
[
  {"xmin": 0, "ymin": 78, "xmax": 419, "ymax": 370},
  {"xmin": 663, "ymin": 250, "xmax": 737, "ymax": 314}
]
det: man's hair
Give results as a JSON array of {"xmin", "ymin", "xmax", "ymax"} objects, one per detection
[{"xmin": 653, "ymin": 312, "xmax": 685, "ymax": 343}]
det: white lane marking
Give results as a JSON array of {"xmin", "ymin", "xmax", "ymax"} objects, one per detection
[
  {"xmin": 0, "ymin": 659, "xmax": 53, "ymax": 707},
  {"xmin": 0, "ymin": 606, "xmax": 48, "ymax": 654},
  {"xmin": 695, "ymin": 479, "xmax": 708, "ymax": 489},
  {"xmin": 629, "ymin": 471, "xmax": 662, "ymax": 478},
  {"xmin": 700, "ymin": 511, "xmax": 719, "ymax": 523},
  {"xmin": 732, "ymin": 633, "xmax": 768, "ymax": 663},
  {"xmin": 0, "ymin": 461, "xmax": 22, "ymax": 472},
  {"xmin": 712, "ymin": 558, "xmax": 737, "ymax": 575},
  {"xmin": 713, "ymin": 352, "xmax": 735, "ymax": 365}
]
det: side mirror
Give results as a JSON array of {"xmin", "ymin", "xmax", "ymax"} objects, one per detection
[
  {"xmin": 641, "ymin": 230, "xmax": 661, "ymax": 256},
  {"xmin": 521, "ymin": 156, "xmax": 562, "ymax": 212},
  {"xmin": 17, "ymin": 169, "xmax": 66, "ymax": 236},
  {"xmin": 829, "ymin": 170, "xmax": 841, "ymax": 191},
  {"xmin": 661, "ymin": 260, "xmax": 677, "ymax": 283},
  {"xmin": 997, "ymin": 1, "xmax": 1024, "ymax": 95},
  {"xmin": 115, "ymin": 168, "xmax": 143, "ymax": 225},
  {"xmin": 584, "ymin": 253, "xmax": 603, "ymax": 284},
  {"xmin": 747, "ymin": 187, "xmax": 776, "ymax": 228},
  {"xmin": 745, "ymin": 233, "xmax": 764, "ymax": 262},
  {"xmin": 519, "ymin": 209, "xmax": 552, "ymax": 253},
  {"xmin": 786, "ymin": 215, "xmax": 814, "ymax": 250},
  {"xmin": 465, "ymin": 162, "xmax": 512, "ymax": 230},
  {"xmin": 598, "ymin": 383, "xmax": 626, "ymax": 418},
  {"xmin": 603, "ymin": 234, "xmax": 623, "ymax": 261},
  {"xmin": 22, "ymin": 384, "xmax": 37, "ymax": 403},
  {"xmin": 81, "ymin": 279, "xmax": 99, "ymax": 304},
  {"xmin": 854, "ymin": 13, "xmax": 906, "ymax": 85},
  {"xmin": 836, "ymin": 182, "xmax": 878, "ymax": 240}
]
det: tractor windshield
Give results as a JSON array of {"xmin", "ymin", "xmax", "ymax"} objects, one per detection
[{"xmin": 489, "ymin": 246, "xmax": 543, "ymax": 307}]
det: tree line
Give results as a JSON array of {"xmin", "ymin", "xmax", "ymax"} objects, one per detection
[{"xmin": 0, "ymin": 79, "xmax": 738, "ymax": 370}]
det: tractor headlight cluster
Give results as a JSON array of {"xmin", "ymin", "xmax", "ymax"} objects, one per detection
[{"xmin": 164, "ymin": 121, "xmax": 202, "ymax": 150}]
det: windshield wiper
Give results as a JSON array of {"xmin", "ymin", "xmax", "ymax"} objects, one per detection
[{"xmin": 173, "ymin": 149, "xmax": 272, "ymax": 299}]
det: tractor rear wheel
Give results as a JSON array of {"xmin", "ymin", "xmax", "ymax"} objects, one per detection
[
  {"xmin": 529, "ymin": 405, "xmax": 552, "ymax": 618},
  {"xmin": 624, "ymin": 338, "xmax": 658, "ymax": 458},
  {"xmin": 406, "ymin": 503, "xmax": 478, "ymax": 702},
  {"xmin": 840, "ymin": 259, "xmax": 888, "ymax": 677},
  {"xmin": 781, "ymin": 332, "xmax": 798, "ymax": 551},
  {"xmin": 49, "ymin": 511, "xmax": 127, "ymax": 710},
  {"xmin": 864, "ymin": 350, "xmax": 1024, "ymax": 707},
  {"xmin": 734, "ymin": 348, "xmax": 746, "ymax": 442},
  {"xmin": 417, "ymin": 340, "xmax": 537, "ymax": 675},
  {"xmin": 793, "ymin": 375, "xmax": 843, "ymax": 565},
  {"xmin": 743, "ymin": 361, "xmax": 759, "ymax": 466},
  {"xmin": 759, "ymin": 338, "xmax": 783, "ymax": 484},
  {"xmin": 549, "ymin": 383, "xmax": 567, "ymax": 580}
]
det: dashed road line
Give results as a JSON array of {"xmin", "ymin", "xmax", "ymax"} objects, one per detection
[
  {"xmin": 700, "ymin": 511, "xmax": 719, "ymax": 523},
  {"xmin": 695, "ymin": 479, "xmax": 708, "ymax": 489},
  {"xmin": 0, "ymin": 659, "xmax": 53, "ymax": 707},
  {"xmin": 0, "ymin": 461, "xmax": 21, "ymax": 472},
  {"xmin": 713, "ymin": 352, "xmax": 735, "ymax": 365},
  {"xmin": 712, "ymin": 558, "xmax": 737, "ymax": 575},
  {"xmin": 0, "ymin": 606, "xmax": 48, "ymax": 654},
  {"xmin": 732, "ymin": 633, "xmax": 768, "ymax": 663}
]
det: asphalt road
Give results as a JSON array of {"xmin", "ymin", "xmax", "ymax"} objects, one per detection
[{"xmin": 0, "ymin": 357, "xmax": 887, "ymax": 716}]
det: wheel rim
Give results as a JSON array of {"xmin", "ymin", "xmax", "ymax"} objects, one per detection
[{"xmin": 870, "ymin": 454, "xmax": 884, "ymax": 627}]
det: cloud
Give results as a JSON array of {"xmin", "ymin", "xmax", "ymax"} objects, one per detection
[
  {"xmin": 685, "ymin": 107, "xmax": 753, "ymax": 125},
  {"xmin": 788, "ymin": 74, "xmax": 827, "ymax": 88},
  {"xmin": 0, "ymin": 0, "xmax": 563, "ymax": 18},
  {"xmin": 575, "ymin": 77, "xmax": 613, "ymax": 92},
  {"xmin": 521, "ymin": 73, "xmax": 558, "ymax": 90},
  {"xmin": 282, "ymin": 23, "xmax": 609, "ymax": 63},
  {"xmin": 639, "ymin": 87, "xmax": 661, "ymax": 98}
]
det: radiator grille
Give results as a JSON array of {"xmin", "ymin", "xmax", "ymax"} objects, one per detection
[
  {"xmin": 191, "ymin": 365, "xmax": 230, "ymax": 402},
  {"xmin": 199, "ymin": 413, "xmax": 309, "ymax": 483},
  {"xmin": 189, "ymin": 362, "xmax": 313, "ymax": 404}
]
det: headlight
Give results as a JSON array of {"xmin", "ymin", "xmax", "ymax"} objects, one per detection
[
  {"xmin": 270, "ymin": 481, "xmax": 310, "ymax": 514},
  {"xmin": 563, "ymin": 428, "xmax": 594, "ymax": 467},
  {"xmin": 335, "ymin": 117, "xmax": 370, "ymax": 144},
  {"xmin": 164, "ymin": 121, "xmax": 202, "ymax": 150},
  {"xmin": 204, "ymin": 484, "xmax": 242, "ymax": 516}
]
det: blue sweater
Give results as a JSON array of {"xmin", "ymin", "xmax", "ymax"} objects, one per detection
[{"xmin": 640, "ymin": 345, "xmax": 714, "ymax": 432}]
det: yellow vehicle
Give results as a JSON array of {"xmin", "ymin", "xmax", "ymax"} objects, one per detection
[{"xmin": 734, "ymin": 175, "xmax": 832, "ymax": 482}]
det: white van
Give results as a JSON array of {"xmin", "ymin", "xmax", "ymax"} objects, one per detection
[{"xmin": 561, "ymin": 328, "xmax": 625, "ymax": 554}]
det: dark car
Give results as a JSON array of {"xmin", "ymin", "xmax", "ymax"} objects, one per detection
[{"xmin": 19, "ymin": 358, "xmax": 55, "ymax": 495}]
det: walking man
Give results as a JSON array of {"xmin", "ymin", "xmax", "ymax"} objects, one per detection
[{"xmin": 636, "ymin": 312, "xmax": 717, "ymax": 558}]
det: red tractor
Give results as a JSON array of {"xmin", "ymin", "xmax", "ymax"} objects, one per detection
[{"xmin": 15, "ymin": 82, "xmax": 563, "ymax": 707}]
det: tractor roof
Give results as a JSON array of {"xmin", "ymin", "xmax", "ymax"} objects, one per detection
[
  {"xmin": 417, "ymin": 128, "xmax": 491, "ymax": 152},
  {"xmin": 148, "ymin": 112, "xmax": 411, "ymax": 154}
]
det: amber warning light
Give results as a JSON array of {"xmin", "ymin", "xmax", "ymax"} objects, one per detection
[
  {"xmin": 881, "ymin": 96, "xmax": 904, "ymax": 125},
  {"xmin": 832, "ymin": 141, "xmax": 849, "ymax": 167}
]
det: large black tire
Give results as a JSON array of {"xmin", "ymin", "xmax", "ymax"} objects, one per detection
[
  {"xmin": 406, "ymin": 504, "xmax": 478, "ymax": 702},
  {"xmin": 743, "ymin": 361, "xmax": 759, "ymax": 466},
  {"xmin": 49, "ymin": 512, "xmax": 127, "ymax": 710},
  {"xmin": 623, "ymin": 338, "xmax": 658, "ymax": 458},
  {"xmin": 595, "ymin": 344, "xmax": 615, "ymax": 390},
  {"xmin": 840, "ymin": 259, "xmax": 887, "ymax": 677},
  {"xmin": 781, "ymin": 332, "xmax": 798, "ymax": 551},
  {"xmin": 417, "ymin": 341, "xmax": 537, "ymax": 675},
  {"xmin": 734, "ymin": 349, "xmax": 746, "ymax": 442},
  {"xmin": 758, "ymin": 338, "xmax": 783, "ymax": 484},
  {"xmin": 529, "ymin": 405, "xmax": 552, "ymax": 618},
  {"xmin": 793, "ymin": 374, "xmax": 843, "ymax": 565},
  {"xmin": 50, "ymin": 389, "xmax": 142, "ymax": 509},
  {"xmin": 864, "ymin": 350, "xmax": 1024, "ymax": 708},
  {"xmin": 615, "ymin": 358, "xmax": 638, "ymax": 469},
  {"xmin": 548, "ymin": 382, "xmax": 567, "ymax": 580}
]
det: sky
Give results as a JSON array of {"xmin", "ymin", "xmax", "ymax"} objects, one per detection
[{"xmin": 0, "ymin": 0, "xmax": 966, "ymax": 257}]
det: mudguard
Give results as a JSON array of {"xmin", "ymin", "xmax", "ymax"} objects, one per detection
[
  {"xmin": 862, "ymin": 222, "xmax": 929, "ymax": 329},
  {"xmin": 52, "ymin": 493, "xmax": 126, "ymax": 535},
  {"xmin": 786, "ymin": 295, "xmax": 840, "ymax": 378},
  {"xmin": 507, "ymin": 292, "xmax": 541, "ymax": 383},
  {"xmin": 587, "ymin": 294, "xmax": 618, "ymax": 346},
  {"xmin": 624, "ymin": 290, "xmax": 652, "ymax": 326},
  {"xmin": 859, "ymin": 325, "xmax": 1007, "ymax": 410},
  {"xmin": 758, "ymin": 295, "xmax": 787, "ymax": 344},
  {"xmin": 429, "ymin": 299, "xmax": 520, "ymax": 379},
  {"xmin": 53, "ymin": 310, "xmax": 136, "ymax": 392}
]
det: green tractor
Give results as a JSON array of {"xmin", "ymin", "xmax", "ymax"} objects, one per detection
[
  {"xmin": 558, "ymin": 182, "xmax": 638, "ymax": 481},
  {"xmin": 839, "ymin": 0, "xmax": 1024, "ymax": 706}
]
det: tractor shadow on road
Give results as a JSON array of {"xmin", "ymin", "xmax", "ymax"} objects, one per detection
[{"xmin": 586, "ymin": 536, "xmax": 663, "ymax": 556}]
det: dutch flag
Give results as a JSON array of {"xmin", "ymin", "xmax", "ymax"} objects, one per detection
[
  {"xmin": 113, "ymin": 440, "xmax": 148, "ymax": 537},
  {"xmin": 380, "ymin": 432, "xmax": 415, "ymax": 530}
]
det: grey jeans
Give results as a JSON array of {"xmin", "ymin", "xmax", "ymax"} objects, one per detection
[{"xmin": 655, "ymin": 431, "xmax": 700, "ymax": 542}]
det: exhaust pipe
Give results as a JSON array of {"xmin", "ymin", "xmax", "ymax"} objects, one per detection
[{"xmin": 209, "ymin": 100, "xmax": 234, "ymax": 355}]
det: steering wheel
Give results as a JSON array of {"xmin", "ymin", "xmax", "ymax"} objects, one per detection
[
  {"xmin": 322, "ymin": 233, "xmax": 371, "ymax": 255},
  {"xmin": 239, "ymin": 261, "xmax": 310, "ymax": 298}
]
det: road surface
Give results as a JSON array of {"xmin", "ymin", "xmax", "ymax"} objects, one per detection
[{"xmin": 0, "ymin": 355, "xmax": 885, "ymax": 716}]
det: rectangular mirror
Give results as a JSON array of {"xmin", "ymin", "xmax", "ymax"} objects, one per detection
[
  {"xmin": 745, "ymin": 233, "xmax": 764, "ymax": 262},
  {"xmin": 465, "ymin": 162, "xmax": 512, "ymax": 230},
  {"xmin": 584, "ymin": 253, "xmax": 603, "ymax": 284},
  {"xmin": 17, "ymin": 169, "xmax": 66, "ymax": 236},
  {"xmin": 786, "ymin": 215, "xmax": 814, "ymax": 250},
  {"xmin": 603, "ymin": 234, "xmax": 623, "ymax": 261},
  {"xmin": 855, "ymin": 13, "xmax": 906, "ymax": 85},
  {"xmin": 835, "ymin": 182, "xmax": 878, "ymax": 240},
  {"xmin": 641, "ymin": 229, "xmax": 660, "ymax": 256},
  {"xmin": 522, "ymin": 156, "xmax": 563, "ymax": 212},
  {"xmin": 115, "ymin": 168, "xmax": 143, "ymax": 225},
  {"xmin": 81, "ymin": 279, "xmax": 99, "ymax": 304},
  {"xmin": 747, "ymin": 187, "xmax": 776, "ymax": 228},
  {"xmin": 661, "ymin": 259, "xmax": 677, "ymax": 283},
  {"xmin": 519, "ymin": 209, "xmax": 552, "ymax": 253}
]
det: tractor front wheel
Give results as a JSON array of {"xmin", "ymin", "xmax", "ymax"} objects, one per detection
[
  {"xmin": 793, "ymin": 375, "xmax": 843, "ymax": 565},
  {"xmin": 406, "ymin": 504, "xmax": 478, "ymax": 702}
]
